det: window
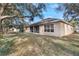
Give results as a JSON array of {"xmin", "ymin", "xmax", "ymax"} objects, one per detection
[
  {"xmin": 50, "ymin": 24, "xmax": 54, "ymax": 32},
  {"xmin": 44, "ymin": 24, "xmax": 54, "ymax": 32}
]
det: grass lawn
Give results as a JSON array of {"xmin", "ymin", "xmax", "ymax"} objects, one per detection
[{"xmin": 1, "ymin": 32, "xmax": 79, "ymax": 56}]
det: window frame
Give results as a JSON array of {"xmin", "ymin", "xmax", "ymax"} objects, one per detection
[{"xmin": 44, "ymin": 24, "xmax": 54, "ymax": 32}]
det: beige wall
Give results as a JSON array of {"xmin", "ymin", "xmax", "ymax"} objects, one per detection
[
  {"xmin": 64, "ymin": 23, "xmax": 74, "ymax": 36},
  {"xmin": 39, "ymin": 22, "xmax": 74, "ymax": 37},
  {"xmin": 25, "ymin": 22, "xmax": 74, "ymax": 37},
  {"xmin": 58, "ymin": 22, "xmax": 65, "ymax": 36},
  {"xmin": 39, "ymin": 22, "xmax": 62, "ymax": 37},
  {"xmin": 56, "ymin": 22, "xmax": 74, "ymax": 37}
]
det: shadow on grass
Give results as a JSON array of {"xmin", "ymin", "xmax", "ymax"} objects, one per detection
[
  {"xmin": 51, "ymin": 41, "xmax": 79, "ymax": 56},
  {"xmin": 25, "ymin": 33, "xmax": 79, "ymax": 56},
  {"xmin": 3, "ymin": 32, "xmax": 79, "ymax": 56},
  {"xmin": 40, "ymin": 37, "xmax": 79, "ymax": 56}
]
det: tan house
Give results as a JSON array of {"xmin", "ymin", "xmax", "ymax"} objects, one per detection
[{"xmin": 24, "ymin": 18, "xmax": 74, "ymax": 37}]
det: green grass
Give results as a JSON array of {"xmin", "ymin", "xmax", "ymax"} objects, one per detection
[
  {"xmin": 1, "ymin": 32, "xmax": 79, "ymax": 56},
  {"xmin": 0, "ymin": 38, "xmax": 14, "ymax": 56}
]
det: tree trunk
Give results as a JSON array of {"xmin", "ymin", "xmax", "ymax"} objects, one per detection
[
  {"xmin": 0, "ymin": 20, "xmax": 3, "ymax": 32},
  {"xmin": 0, "ymin": 20, "xmax": 3, "ymax": 37}
]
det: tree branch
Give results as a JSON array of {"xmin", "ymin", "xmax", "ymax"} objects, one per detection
[
  {"xmin": 0, "ymin": 15, "xmax": 16, "ymax": 20},
  {"xmin": 0, "ymin": 7, "xmax": 4, "ymax": 16},
  {"xmin": 0, "ymin": 15, "xmax": 32, "ymax": 22},
  {"xmin": 0, "ymin": 3, "xmax": 8, "ymax": 16}
]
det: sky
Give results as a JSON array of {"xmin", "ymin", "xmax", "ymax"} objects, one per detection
[
  {"xmin": 43, "ymin": 4, "xmax": 64, "ymax": 19},
  {"xmin": 33, "ymin": 3, "xmax": 64, "ymax": 23},
  {"xmin": 24, "ymin": 4, "xmax": 65, "ymax": 23}
]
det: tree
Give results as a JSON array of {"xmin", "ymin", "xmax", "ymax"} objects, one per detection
[
  {"xmin": 69, "ymin": 19, "xmax": 79, "ymax": 27},
  {"xmin": 55, "ymin": 3, "xmax": 79, "ymax": 27},
  {"xmin": 0, "ymin": 3, "xmax": 46, "ymax": 33},
  {"xmin": 56, "ymin": 3, "xmax": 79, "ymax": 20}
]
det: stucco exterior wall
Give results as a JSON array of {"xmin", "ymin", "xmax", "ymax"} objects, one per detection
[
  {"xmin": 58, "ymin": 22, "xmax": 65, "ymax": 37},
  {"xmin": 39, "ymin": 22, "xmax": 62, "ymax": 37},
  {"xmin": 39, "ymin": 22, "xmax": 74, "ymax": 37},
  {"xmin": 25, "ymin": 22, "xmax": 74, "ymax": 37},
  {"xmin": 64, "ymin": 23, "xmax": 74, "ymax": 36},
  {"xmin": 57, "ymin": 22, "xmax": 74, "ymax": 36}
]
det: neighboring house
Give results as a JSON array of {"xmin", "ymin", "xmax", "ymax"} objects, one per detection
[
  {"xmin": 24, "ymin": 18, "xmax": 74, "ymax": 37},
  {"xmin": 75, "ymin": 24, "xmax": 79, "ymax": 32},
  {"xmin": 9, "ymin": 27, "xmax": 20, "ymax": 32},
  {"xmin": 8, "ymin": 23, "xmax": 29, "ymax": 32},
  {"xmin": 8, "ymin": 24, "xmax": 21, "ymax": 32}
]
